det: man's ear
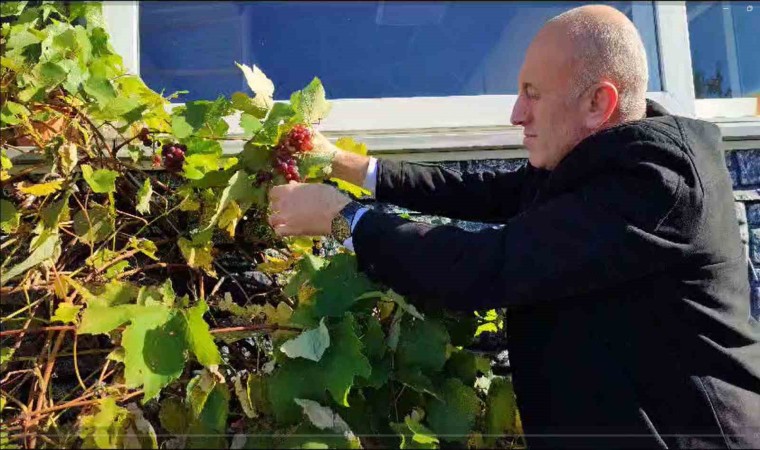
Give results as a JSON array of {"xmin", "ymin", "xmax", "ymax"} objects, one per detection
[{"xmin": 583, "ymin": 81, "xmax": 619, "ymax": 129}]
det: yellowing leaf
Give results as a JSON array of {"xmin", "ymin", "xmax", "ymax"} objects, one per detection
[
  {"xmin": 235, "ymin": 62, "xmax": 274, "ymax": 110},
  {"xmin": 53, "ymin": 274, "xmax": 69, "ymax": 300},
  {"xmin": 285, "ymin": 236, "xmax": 315, "ymax": 256},
  {"xmin": 334, "ymin": 137, "xmax": 367, "ymax": 156},
  {"xmin": 217, "ymin": 201, "xmax": 242, "ymax": 238},
  {"xmin": 178, "ymin": 237, "xmax": 216, "ymax": 277},
  {"xmin": 263, "ymin": 302, "xmax": 293, "ymax": 327},
  {"xmin": 18, "ymin": 180, "xmax": 64, "ymax": 196},
  {"xmin": 135, "ymin": 178, "xmax": 152, "ymax": 215},
  {"xmin": 257, "ymin": 256, "xmax": 292, "ymax": 274},
  {"xmin": 58, "ymin": 143, "xmax": 78, "ymax": 176},
  {"xmin": 298, "ymin": 284, "xmax": 318, "ymax": 305},
  {"xmin": 1, "ymin": 149, "xmax": 13, "ymax": 170},
  {"xmin": 51, "ymin": 303, "xmax": 82, "ymax": 324}
]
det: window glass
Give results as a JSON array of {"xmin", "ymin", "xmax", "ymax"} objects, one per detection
[
  {"xmin": 687, "ymin": 1, "xmax": 759, "ymax": 98},
  {"xmin": 139, "ymin": 1, "xmax": 662, "ymax": 102}
]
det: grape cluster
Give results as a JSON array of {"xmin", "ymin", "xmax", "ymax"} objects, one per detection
[
  {"xmin": 272, "ymin": 125, "xmax": 314, "ymax": 182},
  {"xmin": 162, "ymin": 143, "xmax": 186, "ymax": 173},
  {"xmin": 138, "ymin": 127, "xmax": 153, "ymax": 147}
]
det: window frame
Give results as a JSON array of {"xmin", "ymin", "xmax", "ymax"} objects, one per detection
[{"xmin": 103, "ymin": 0, "xmax": 760, "ymax": 153}]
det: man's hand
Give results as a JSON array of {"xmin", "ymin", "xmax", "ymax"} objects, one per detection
[
  {"xmin": 312, "ymin": 130, "xmax": 370, "ymax": 187},
  {"xmin": 268, "ymin": 182, "xmax": 351, "ymax": 237}
]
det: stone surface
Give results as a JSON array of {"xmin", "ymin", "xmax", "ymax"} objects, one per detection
[
  {"xmin": 751, "ymin": 229, "xmax": 760, "ymax": 265},
  {"xmin": 734, "ymin": 149, "xmax": 760, "ymax": 187},
  {"xmin": 725, "ymin": 151, "xmax": 739, "ymax": 189},
  {"xmin": 747, "ymin": 203, "xmax": 760, "ymax": 226}
]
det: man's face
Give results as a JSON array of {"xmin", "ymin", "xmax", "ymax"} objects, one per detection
[{"xmin": 510, "ymin": 28, "xmax": 590, "ymax": 170}]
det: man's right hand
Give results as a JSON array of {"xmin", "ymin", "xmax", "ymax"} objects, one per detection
[{"xmin": 312, "ymin": 129, "xmax": 371, "ymax": 187}]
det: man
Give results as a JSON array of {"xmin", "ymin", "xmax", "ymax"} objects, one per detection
[{"xmin": 268, "ymin": 5, "xmax": 760, "ymax": 448}]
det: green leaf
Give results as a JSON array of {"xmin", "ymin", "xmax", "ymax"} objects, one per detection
[
  {"xmin": 484, "ymin": 376, "xmax": 520, "ymax": 445},
  {"xmin": 183, "ymin": 299, "xmax": 222, "ymax": 367},
  {"xmin": 135, "ymin": 178, "xmax": 152, "ymax": 215},
  {"xmin": 1, "ymin": 100, "xmax": 31, "ymax": 125},
  {"xmin": 122, "ymin": 307, "xmax": 187, "ymax": 402},
  {"xmin": 311, "ymin": 254, "xmax": 376, "ymax": 317},
  {"xmin": 171, "ymin": 97, "xmax": 231, "ymax": 139},
  {"xmin": 83, "ymin": 76, "xmax": 117, "ymax": 106},
  {"xmin": 1, "ymin": 229, "xmax": 60, "ymax": 285},
  {"xmin": 396, "ymin": 317, "xmax": 450, "ymax": 374},
  {"xmin": 185, "ymin": 370, "xmax": 230, "ymax": 448},
  {"xmin": 73, "ymin": 204, "xmax": 114, "ymax": 244},
  {"xmin": 171, "ymin": 113, "xmax": 194, "ymax": 139},
  {"xmin": 51, "ymin": 303, "xmax": 82, "ymax": 324},
  {"xmin": 0, "ymin": 200, "xmax": 20, "ymax": 233},
  {"xmin": 7, "ymin": 28, "xmax": 41, "ymax": 50},
  {"xmin": 182, "ymin": 153, "xmax": 220, "ymax": 180},
  {"xmin": 268, "ymin": 315, "xmax": 371, "ymax": 423},
  {"xmin": 444, "ymin": 350, "xmax": 490, "ymax": 386},
  {"xmin": 0, "ymin": 2, "xmax": 28, "ymax": 17},
  {"xmin": 78, "ymin": 397, "xmax": 130, "ymax": 449},
  {"xmin": 1, "ymin": 347, "xmax": 16, "ymax": 370},
  {"xmin": 256, "ymin": 102, "xmax": 296, "ymax": 146},
  {"xmin": 299, "ymin": 151, "xmax": 335, "ymax": 180},
  {"xmin": 280, "ymin": 318, "xmax": 330, "ymax": 362},
  {"xmin": 240, "ymin": 112, "xmax": 263, "ymax": 136},
  {"xmin": 426, "ymin": 378, "xmax": 481, "ymax": 443},
  {"xmin": 81, "ymin": 164, "xmax": 119, "ymax": 193},
  {"xmin": 290, "ymin": 77, "xmax": 332, "ymax": 124},
  {"xmin": 127, "ymin": 145, "xmax": 142, "ymax": 163},
  {"xmin": 238, "ymin": 142, "xmax": 273, "ymax": 173},
  {"xmin": 159, "ymin": 397, "xmax": 189, "ymax": 436},
  {"xmin": 231, "ymin": 91, "xmax": 267, "ymax": 119},
  {"xmin": 183, "ymin": 137, "xmax": 223, "ymax": 156},
  {"xmin": 391, "ymin": 409, "xmax": 440, "ymax": 449},
  {"xmin": 128, "ymin": 237, "xmax": 159, "ymax": 260},
  {"xmin": 68, "ymin": 2, "xmax": 105, "ymax": 29},
  {"xmin": 283, "ymin": 254, "xmax": 327, "ymax": 298},
  {"xmin": 294, "ymin": 398, "xmax": 355, "ymax": 437},
  {"xmin": 202, "ymin": 169, "xmax": 252, "ymax": 231}
]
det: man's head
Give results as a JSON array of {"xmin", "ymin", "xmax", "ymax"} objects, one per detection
[{"xmin": 510, "ymin": 4, "xmax": 649, "ymax": 170}]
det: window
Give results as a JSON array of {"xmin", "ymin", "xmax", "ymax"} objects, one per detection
[
  {"xmin": 104, "ymin": 1, "xmax": 723, "ymax": 152},
  {"xmin": 687, "ymin": 1, "xmax": 759, "ymax": 118},
  {"xmin": 137, "ymin": 1, "xmax": 662, "ymax": 101}
]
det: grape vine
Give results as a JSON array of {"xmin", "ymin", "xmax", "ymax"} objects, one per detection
[{"xmin": 0, "ymin": 2, "xmax": 522, "ymax": 448}]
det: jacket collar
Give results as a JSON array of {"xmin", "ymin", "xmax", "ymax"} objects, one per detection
[{"xmin": 538, "ymin": 99, "xmax": 672, "ymax": 194}]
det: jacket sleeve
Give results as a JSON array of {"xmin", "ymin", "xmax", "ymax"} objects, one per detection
[
  {"xmin": 374, "ymin": 159, "xmax": 531, "ymax": 223},
  {"xmin": 353, "ymin": 157, "xmax": 701, "ymax": 310}
]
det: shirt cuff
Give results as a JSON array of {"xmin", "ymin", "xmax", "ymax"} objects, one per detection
[
  {"xmin": 341, "ymin": 206, "xmax": 370, "ymax": 252},
  {"xmin": 363, "ymin": 157, "xmax": 378, "ymax": 195}
]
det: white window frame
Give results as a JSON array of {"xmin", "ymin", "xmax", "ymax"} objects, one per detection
[{"xmin": 103, "ymin": 1, "xmax": 759, "ymax": 156}]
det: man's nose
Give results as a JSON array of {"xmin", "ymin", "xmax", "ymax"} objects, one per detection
[{"xmin": 510, "ymin": 95, "xmax": 527, "ymax": 126}]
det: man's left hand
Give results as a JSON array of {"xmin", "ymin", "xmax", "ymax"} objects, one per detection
[{"xmin": 268, "ymin": 182, "xmax": 351, "ymax": 237}]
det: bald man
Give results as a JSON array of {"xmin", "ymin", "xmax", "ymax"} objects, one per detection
[{"xmin": 269, "ymin": 5, "xmax": 760, "ymax": 448}]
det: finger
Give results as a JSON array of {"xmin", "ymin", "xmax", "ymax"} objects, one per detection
[
  {"xmin": 272, "ymin": 223, "xmax": 295, "ymax": 237},
  {"xmin": 268, "ymin": 212, "xmax": 287, "ymax": 227}
]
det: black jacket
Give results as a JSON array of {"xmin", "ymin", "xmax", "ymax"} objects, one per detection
[{"xmin": 352, "ymin": 101, "xmax": 760, "ymax": 448}]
